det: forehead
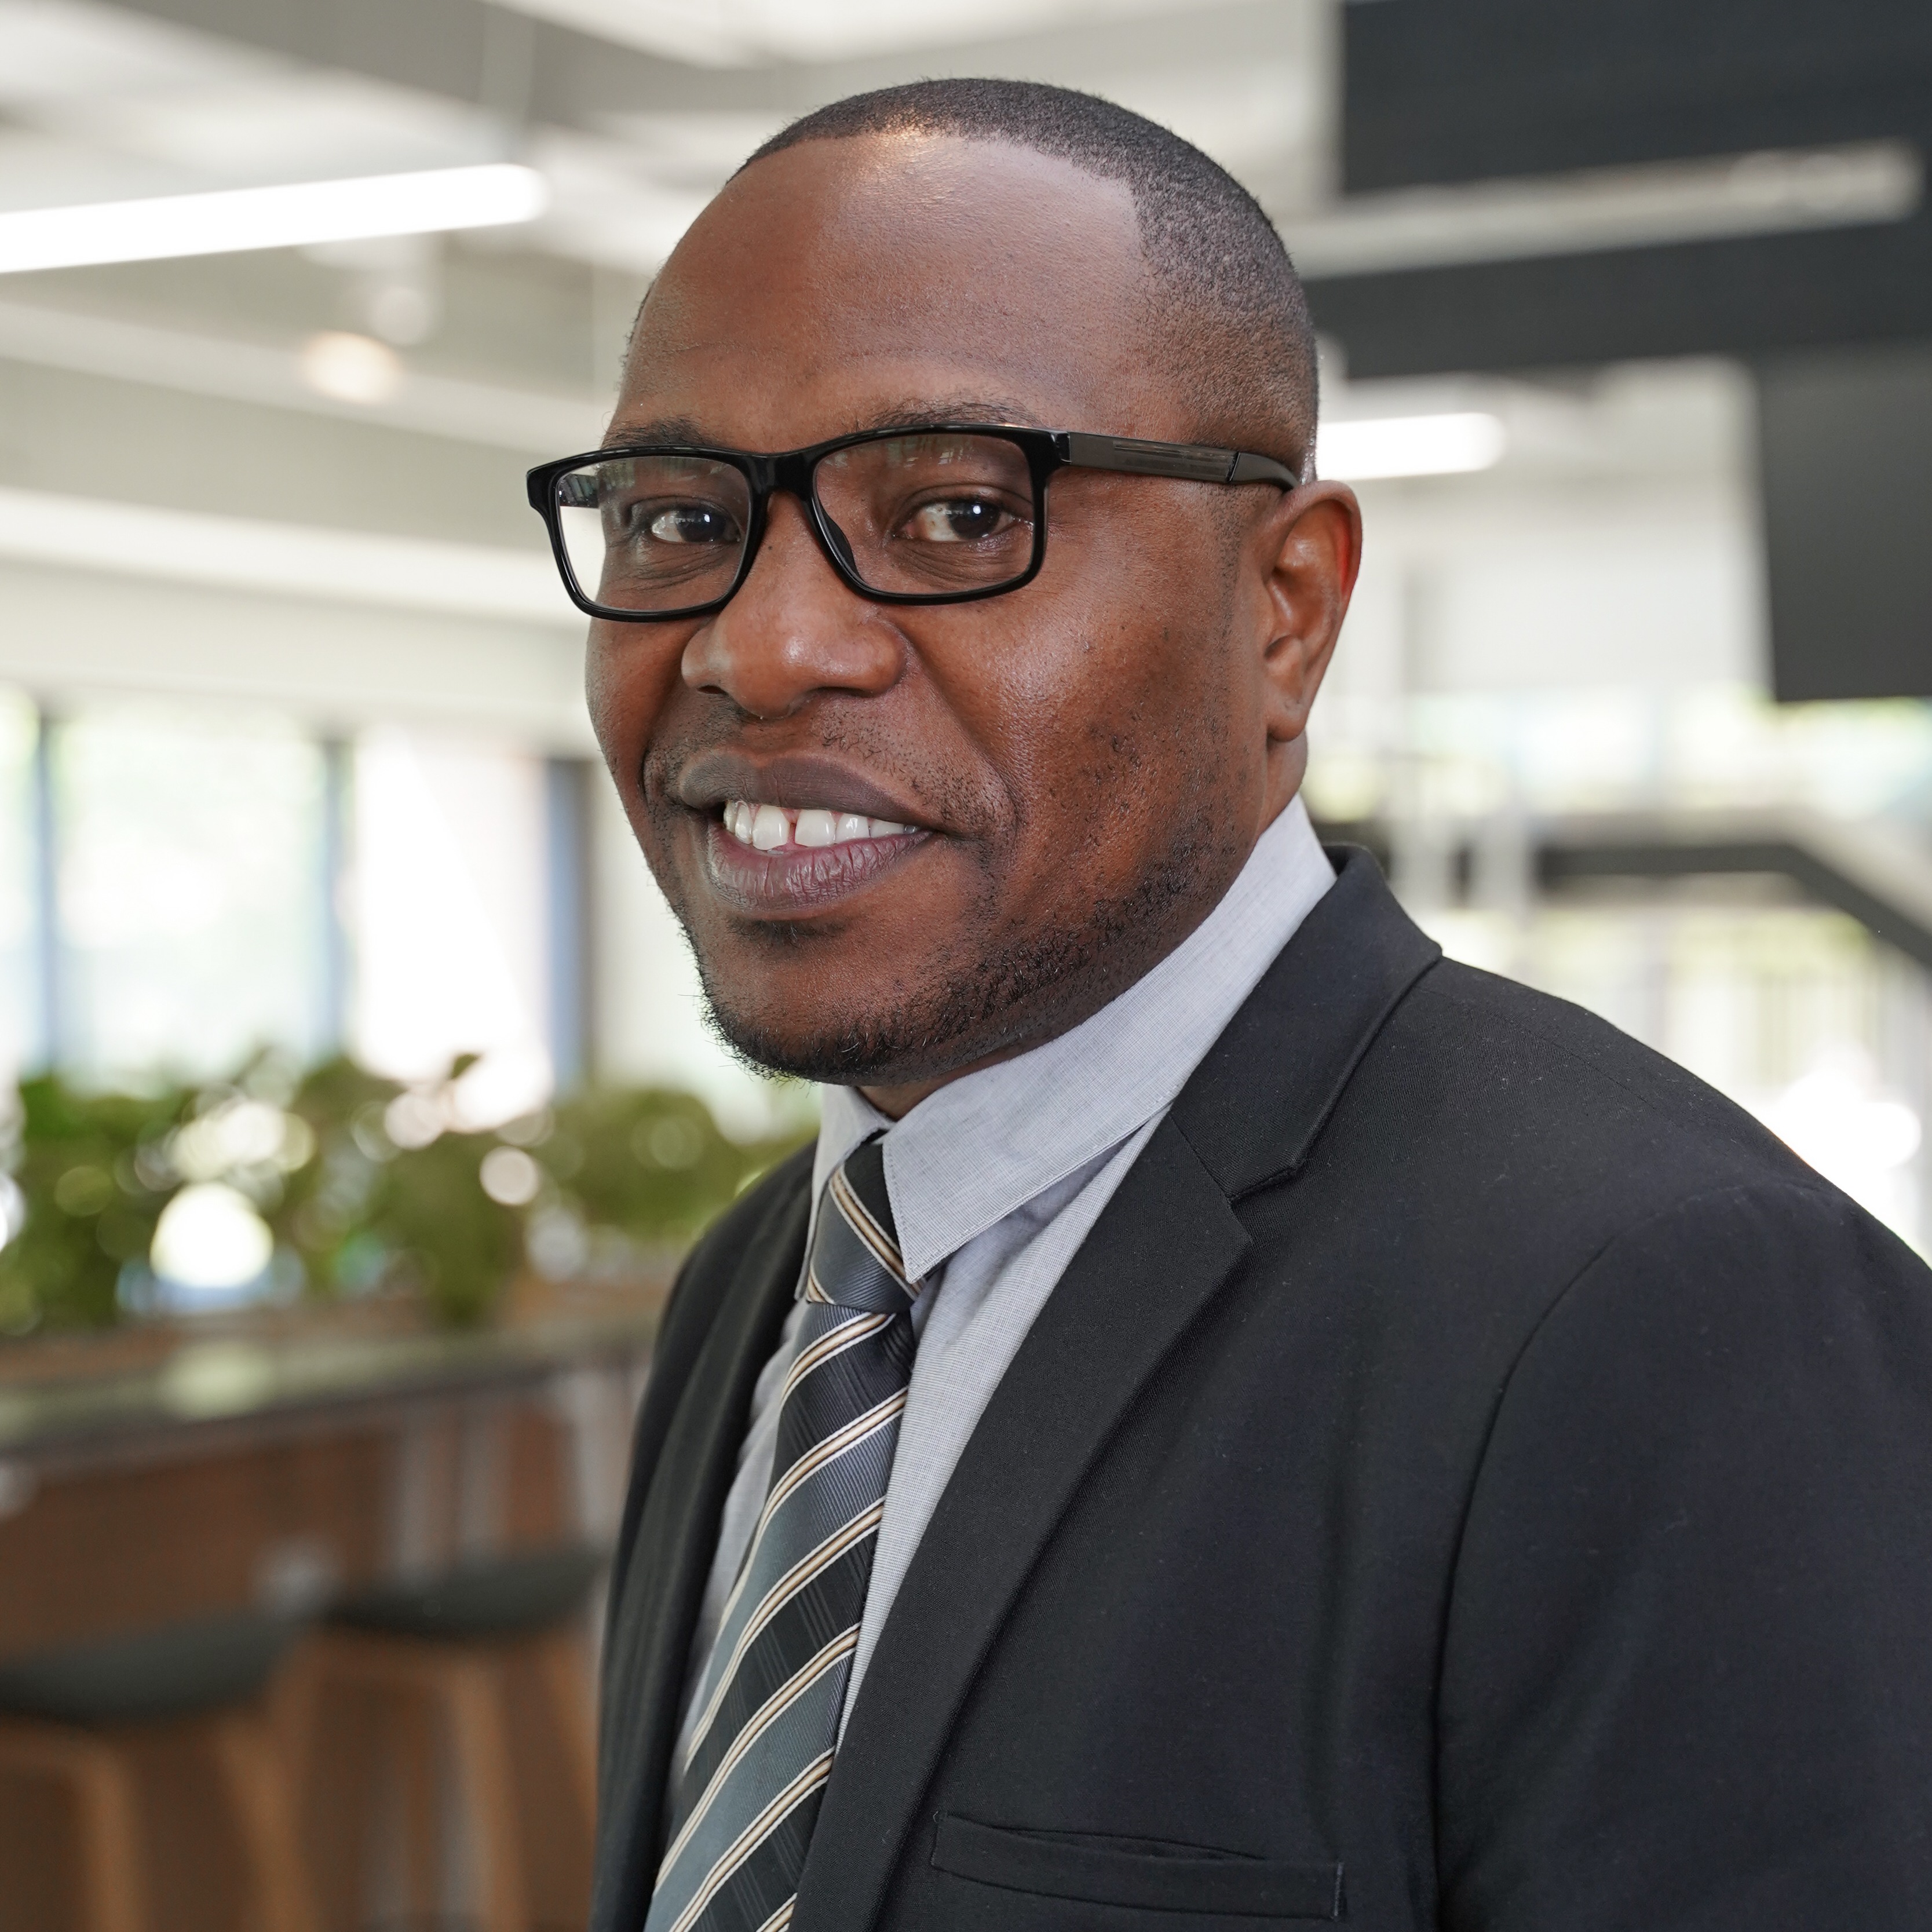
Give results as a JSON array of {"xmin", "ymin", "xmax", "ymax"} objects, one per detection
[{"xmin": 615, "ymin": 134, "xmax": 1163, "ymax": 450}]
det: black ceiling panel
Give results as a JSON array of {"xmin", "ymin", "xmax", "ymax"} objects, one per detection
[
  {"xmin": 1306, "ymin": 210, "xmax": 1932, "ymax": 379},
  {"xmin": 1344, "ymin": 0, "xmax": 1932, "ymax": 191}
]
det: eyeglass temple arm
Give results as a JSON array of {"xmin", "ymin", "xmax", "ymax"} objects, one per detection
[{"xmin": 1058, "ymin": 432, "xmax": 1303, "ymax": 489}]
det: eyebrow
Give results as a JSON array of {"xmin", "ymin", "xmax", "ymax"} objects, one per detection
[
  {"xmin": 598, "ymin": 394, "xmax": 1053, "ymax": 454},
  {"xmin": 601, "ymin": 413, "xmax": 708, "ymax": 450}
]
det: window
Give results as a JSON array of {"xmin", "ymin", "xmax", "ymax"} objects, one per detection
[
  {"xmin": 348, "ymin": 725, "xmax": 552, "ymax": 1123},
  {"xmin": 54, "ymin": 703, "xmax": 327, "ymax": 1086}
]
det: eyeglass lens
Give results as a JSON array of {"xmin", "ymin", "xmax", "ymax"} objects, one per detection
[{"xmin": 552, "ymin": 432, "xmax": 1039, "ymax": 613}]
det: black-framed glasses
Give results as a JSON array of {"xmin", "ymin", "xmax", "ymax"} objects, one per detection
[{"xmin": 525, "ymin": 423, "xmax": 1302, "ymax": 622}]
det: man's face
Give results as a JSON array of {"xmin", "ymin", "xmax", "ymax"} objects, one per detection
[{"xmin": 588, "ymin": 134, "xmax": 1341, "ymax": 1102}]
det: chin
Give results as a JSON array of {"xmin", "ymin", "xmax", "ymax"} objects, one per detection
[
  {"xmin": 697, "ymin": 980, "xmax": 951, "ymax": 1087},
  {"xmin": 692, "ymin": 924, "xmax": 1119, "ymax": 1092}
]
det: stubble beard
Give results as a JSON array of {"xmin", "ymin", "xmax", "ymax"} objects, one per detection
[{"xmin": 663, "ymin": 784, "xmax": 1239, "ymax": 1091}]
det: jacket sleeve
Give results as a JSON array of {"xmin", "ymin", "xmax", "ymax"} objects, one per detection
[{"xmin": 1436, "ymin": 1179, "xmax": 1932, "ymax": 1932}]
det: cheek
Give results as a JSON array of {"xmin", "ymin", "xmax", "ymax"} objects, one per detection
[
  {"xmin": 951, "ymin": 598, "xmax": 1232, "ymax": 889},
  {"xmin": 1013, "ymin": 542, "xmax": 1232, "ymax": 781},
  {"xmin": 584, "ymin": 624, "xmax": 690, "ymax": 791}
]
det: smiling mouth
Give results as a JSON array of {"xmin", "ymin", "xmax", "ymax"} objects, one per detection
[
  {"xmin": 719, "ymin": 799, "xmax": 915, "ymax": 852},
  {"xmin": 696, "ymin": 794, "xmax": 929, "ymax": 918}
]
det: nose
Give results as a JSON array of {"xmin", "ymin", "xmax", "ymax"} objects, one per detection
[{"xmin": 681, "ymin": 491, "xmax": 903, "ymax": 719}]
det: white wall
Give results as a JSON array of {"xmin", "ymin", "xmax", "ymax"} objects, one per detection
[{"xmin": 0, "ymin": 556, "xmax": 594, "ymax": 749}]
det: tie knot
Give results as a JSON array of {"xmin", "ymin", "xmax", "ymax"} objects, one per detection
[{"xmin": 803, "ymin": 1135, "xmax": 914, "ymax": 1311}]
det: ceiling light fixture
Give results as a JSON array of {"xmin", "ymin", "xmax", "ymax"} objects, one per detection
[
  {"xmin": 298, "ymin": 332, "xmax": 403, "ymax": 406},
  {"xmin": 1317, "ymin": 412, "xmax": 1507, "ymax": 481},
  {"xmin": 0, "ymin": 164, "xmax": 549, "ymax": 276}
]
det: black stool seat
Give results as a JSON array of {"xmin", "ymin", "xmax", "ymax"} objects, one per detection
[
  {"xmin": 0, "ymin": 1609, "xmax": 297, "ymax": 1727},
  {"xmin": 327, "ymin": 1544, "xmax": 605, "ymax": 1642}
]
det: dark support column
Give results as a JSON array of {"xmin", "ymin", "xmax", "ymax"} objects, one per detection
[
  {"xmin": 317, "ymin": 737, "xmax": 353, "ymax": 1058},
  {"xmin": 29, "ymin": 708, "xmax": 61, "ymax": 1073},
  {"xmin": 545, "ymin": 756, "xmax": 597, "ymax": 1091}
]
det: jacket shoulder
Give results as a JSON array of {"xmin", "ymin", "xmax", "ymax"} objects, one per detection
[
  {"xmin": 1244, "ymin": 951, "xmax": 1882, "ymax": 1356},
  {"xmin": 1387, "ymin": 955, "xmax": 1813, "ymax": 1197}
]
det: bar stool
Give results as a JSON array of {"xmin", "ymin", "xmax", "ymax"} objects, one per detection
[
  {"xmin": 0, "ymin": 1609, "xmax": 319, "ymax": 1932},
  {"xmin": 287, "ymin": 1543, "xmax": 604, "ymax": 1932}
]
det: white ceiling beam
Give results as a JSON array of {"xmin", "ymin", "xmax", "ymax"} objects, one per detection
[
  {"xmin": 488, "ymin": 0, "xmax": 1264, "ymax": 70},
  {"xmin": 1289, "ymin": 141, "xmax": 1922, "ymax": 280},
  {"xmin": 0, "ymin": 484, "xmax": 579, "ymax": 623},
  {"xmin": 0, "ymin": 552, "xmax": 596, "ymax": 747},
  {"xmin": 0, "ymin": 297, "xmax": 604, "ymax": 452}
]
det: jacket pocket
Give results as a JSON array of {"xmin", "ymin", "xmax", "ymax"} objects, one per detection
[{"xmin": 931, "ymin": 1814, "xmax": 1343, "ymax": 1920}]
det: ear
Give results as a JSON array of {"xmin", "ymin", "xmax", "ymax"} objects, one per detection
[{"xmin": 1244, "ymin": 481, "xmax": 1362, "ymax": 810}]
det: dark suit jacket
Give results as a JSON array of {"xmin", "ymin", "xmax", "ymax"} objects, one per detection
[{"xmin": 594, "ymin": 850, "xmax": 1932, "ymax": 1931}]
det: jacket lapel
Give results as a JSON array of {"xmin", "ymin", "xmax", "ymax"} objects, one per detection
[
  {"xmin": 594, "ymin": 1170, "xmax": 811, "ymax": 1932},
  {"xmin": 1175, "ymin": 846, "xmax": 1443, "ymax": 1199},
  {"xmin": 791, "ymin": 850, "xmax": 1441, "ymax": 1932},
  {"xmin": 792, "ymin": 1114, "xmax": 1252, "ymax": 1932}
]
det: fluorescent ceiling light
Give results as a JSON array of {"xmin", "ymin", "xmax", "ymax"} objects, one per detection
[
  {"xmin": 0, "ymin": 163, "xmax": 548, "ymax": 275},
  {"xmin": 1288, "ymin": 141, "xmax": 1922, "ymax": 280},
  {"xmin": 1319, "ymin": 413, "xmax": 1506, "ymax": 481},
  {"xmin": 0, "ymin": 486, "xmax": 576, "ymax": 623}
]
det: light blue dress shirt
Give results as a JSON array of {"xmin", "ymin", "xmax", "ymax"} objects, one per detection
[{"xmin": 675, "ymin": 794, "xmax": 1336, "ymax": 1752}]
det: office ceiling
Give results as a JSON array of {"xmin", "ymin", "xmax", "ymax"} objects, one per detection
[
  {"xmin": 0, "ymin": 0, "xmax": 1335, "ymax": 448},
  {"xmin": 0, "ymin": 1, "xmax": 1786, "ymax": 720},
  {"xmin": 0, "ymin": 0, "xmax": 1330, "ymax": 268}
]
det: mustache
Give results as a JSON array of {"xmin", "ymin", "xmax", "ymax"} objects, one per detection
[{"xmin": 640, "ymin": 709, "xmax": 940, "ymax": 821}]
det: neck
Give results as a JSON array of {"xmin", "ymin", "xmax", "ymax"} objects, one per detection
[
  {"xmin": 860, "ymin": 1041, "xmax": 1024, "ymax": 1120},
  {"xmin": 857, "ymin": 778, "xmax": 1310, "ymax": 1122}
]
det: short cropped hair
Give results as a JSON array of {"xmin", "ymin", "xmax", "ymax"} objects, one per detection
[{"xmin": 742, "ymin": 79, "xmax": 1318, "ymax": 471}]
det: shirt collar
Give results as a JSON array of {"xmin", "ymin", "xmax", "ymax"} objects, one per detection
[{"xmin": 810, "ymin": 794, "xmax": 1334, "ymax": 1284}]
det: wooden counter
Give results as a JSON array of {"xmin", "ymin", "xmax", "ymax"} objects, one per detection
[{"xmin": 0, "ymin": 1279, "xmax": 667, "ymax": 1931}]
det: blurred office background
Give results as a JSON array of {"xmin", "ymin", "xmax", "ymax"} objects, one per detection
[{"xmin": 0, "ymin": 1, "xmax": 1929, "ymax": 1926}]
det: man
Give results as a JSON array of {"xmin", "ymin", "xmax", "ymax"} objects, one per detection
[{"xmin": 532, "ymin": 81, "xmax": 1932, "ymax": 1932}]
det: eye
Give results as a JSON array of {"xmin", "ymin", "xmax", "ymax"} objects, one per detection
[
  {"xmin": 901, "ymin": 496, "xmax": 1016, "ymax": 543},
  {"xmin": 642, "ymin": 501, "xmax": 741, "ymax": 546}
]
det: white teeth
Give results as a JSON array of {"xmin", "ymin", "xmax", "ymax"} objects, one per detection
[{"xmin": 721, "ymin": 799, "xmax": 918, "ymax": 850}]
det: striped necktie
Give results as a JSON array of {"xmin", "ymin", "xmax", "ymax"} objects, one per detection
[{"xmin": 646, "ymin": 1136, "xmax": 916, "ymax": 1932}]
